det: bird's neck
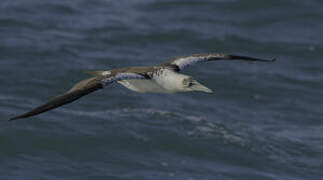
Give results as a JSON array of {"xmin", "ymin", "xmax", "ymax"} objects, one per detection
[{"xmin": 154, "ymin": 69, "xmax": 188, "ymax": 93}]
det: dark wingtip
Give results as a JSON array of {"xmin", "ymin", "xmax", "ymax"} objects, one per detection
[
  {"xmin": 9, "ymin": 115, "xmax": 23, "ymax": 121},
  {"xmin": 227, "ymin": 55, "xmax": 277, "ymax": 63}
]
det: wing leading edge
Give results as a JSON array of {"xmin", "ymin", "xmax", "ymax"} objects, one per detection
[
  {"xmin": 9, "ymin": 72, "xmax": 148, "ymax": 121},
  {"xmin": 162, "ymin": 53, "xmax": 276, "ymax": 71}
]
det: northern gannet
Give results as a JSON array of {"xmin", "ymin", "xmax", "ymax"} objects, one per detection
[{"xmin": 9, "ymin": 53, "xmax": 275, "ymax": 121}]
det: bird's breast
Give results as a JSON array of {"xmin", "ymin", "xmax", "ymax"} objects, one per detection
[{"xmin": 117, "ymin": 79, "xmax": 169, "ymax": 93}]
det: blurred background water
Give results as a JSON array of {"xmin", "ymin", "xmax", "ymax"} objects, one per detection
[{"xmin": 0, "ymin": 0, "xmax": 322, "ymax": 179}]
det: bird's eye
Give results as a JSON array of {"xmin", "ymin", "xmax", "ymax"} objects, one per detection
[{"xmin": 188, "ymin": 82, "xmax": 194, "ymax": 87}]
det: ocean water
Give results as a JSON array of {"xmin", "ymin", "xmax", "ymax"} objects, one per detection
[{"xmin": 1, "ymin": 0, "xmax": 323, "ymax": 179}]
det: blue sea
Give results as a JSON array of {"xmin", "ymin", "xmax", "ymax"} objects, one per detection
[{"xmin": 1, "ymin": 0, "xmax": 322, "ymax": 179}]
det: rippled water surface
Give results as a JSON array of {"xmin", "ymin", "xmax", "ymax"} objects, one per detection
[{"xmin": 1, "ymin": 0, "xmax": 323, "ymax": 180}]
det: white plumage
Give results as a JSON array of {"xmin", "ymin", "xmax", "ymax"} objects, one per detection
[
  {"xmin": 118, "ymin": 69, "xmax": 207, "ymax": 93},
  {"xmin": 9, "ymin": 53, "xmax": 275, "ymax": 120}
]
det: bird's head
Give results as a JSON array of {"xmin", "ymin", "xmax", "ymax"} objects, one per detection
[{"xmin": 182, "ymin": 77, "xmax": 213, "ymax": 93}]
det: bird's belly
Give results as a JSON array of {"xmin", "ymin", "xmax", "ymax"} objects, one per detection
[{"xmin": 118, "ymin": 79, "xmax": 169, "ymax": 93}]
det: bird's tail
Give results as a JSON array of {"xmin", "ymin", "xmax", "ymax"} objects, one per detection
[{"xmin": 84, "ymin": 71, "xmax": 110, "ymax": 76}]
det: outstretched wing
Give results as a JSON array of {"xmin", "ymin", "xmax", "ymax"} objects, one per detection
[
  {"xmin": 162, "ymin": 53, "xmax": 276, "ymax": 71},
  {"xmin": 9, "ymin": 72, "xmax": 147, "ymax": 121}
]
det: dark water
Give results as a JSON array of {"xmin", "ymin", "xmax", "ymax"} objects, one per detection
[{"xmin": 1, "ymin": 0, "xmax": 323, "ymax": 179}]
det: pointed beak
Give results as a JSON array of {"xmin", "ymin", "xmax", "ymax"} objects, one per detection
[{"xmin": 191, "ymin": 82, "xmax": 213, "ymax": 93}]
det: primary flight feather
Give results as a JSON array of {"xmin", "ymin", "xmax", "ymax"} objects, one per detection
[{"xmin": 9, "ymin": 53, "xmax": 275, "ymax": 121}]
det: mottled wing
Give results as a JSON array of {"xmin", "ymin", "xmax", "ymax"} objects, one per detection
[
  {"xmin": 9, "ymin": 72, "xmax": 147, "ymax": 121},
  {"xmin": 162, "ymin": 53, "xmax": 276, "ymax": 71},
  {"xmin": 102, "ymin": 72, "xmax": 148, "ymax": 85}
]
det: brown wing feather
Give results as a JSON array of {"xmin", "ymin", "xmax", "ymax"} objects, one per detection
[
  {"xmin": 9, "ymin": 77, "xmax": 103, "ymax": 121},
  {"xmin": 161, "ymin": 53, "xmax": 276, "ymax": 71}
]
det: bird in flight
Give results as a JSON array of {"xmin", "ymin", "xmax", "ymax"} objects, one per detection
[{"xmin": 9, "ymin": 53, "xmax": 275, "ymax": 121}]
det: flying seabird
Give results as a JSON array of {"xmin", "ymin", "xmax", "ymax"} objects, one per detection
[{"xmin": 9, "ymin": 53, "xmax": 275, "ymax": 121}]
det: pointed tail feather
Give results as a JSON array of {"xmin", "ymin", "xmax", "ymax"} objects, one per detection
[{"xmin": 84, "ymin": 70, "xmax": 110, "ymax": 76}]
